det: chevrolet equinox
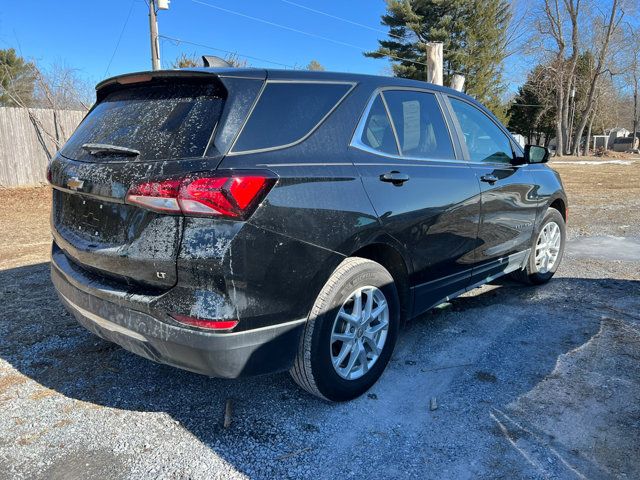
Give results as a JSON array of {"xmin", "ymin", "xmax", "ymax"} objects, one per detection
[{"xmin": 49, "ymin": 68, "xmax": 567, "ymax": 401}]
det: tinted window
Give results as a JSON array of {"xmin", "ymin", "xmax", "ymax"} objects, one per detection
[
  {"xmin": 232, "ymin": 82, "xmax": 352, "ymax": 153},
  {"xmin": 61, "ymin": 81, "xmax": 224, "ymax": 162},
  {"xmin": 449, "ymin": 98, "xmax": 513, "ymax": 163},
  {"xmin": 383, "ymin": 90, "xmax": 454, "ymax": 160},
  {"xmin": 360, "ymin": 95, "xmax": 398, "ymax": 155}
]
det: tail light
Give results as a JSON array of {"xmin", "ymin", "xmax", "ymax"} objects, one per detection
[
  {"xmin": 171, "ymin": 314, "xmax": 238, "ymax": 331},
  {"xmin": 126, "ymin": 172, "xmax": 275, "ymax": 219}
]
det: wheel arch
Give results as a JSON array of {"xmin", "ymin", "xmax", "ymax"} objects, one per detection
[
  {"xmin": 549, "ymin": 197, "xmax": 567, "ymax": 221},
  {"xmin": 349, "ymin": 242, "xmax": 413, "ymax": 322}
]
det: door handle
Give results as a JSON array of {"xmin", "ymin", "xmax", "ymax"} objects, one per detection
[
  {"xmin": 380, "ymin": 171, "xmax": 410, "ymax": 186},
  {"xmin": 480, "ymin": 174, "xmax": 498, "ymax": 184}
]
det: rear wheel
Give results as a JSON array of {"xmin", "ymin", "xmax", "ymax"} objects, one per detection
[
  {"xmin": 512, "ymin": 208, "xmax": 566, "ymax": 285},
  {"xmin": 290, "ymin": 257, "xmax": 399, "ymax": 401}
]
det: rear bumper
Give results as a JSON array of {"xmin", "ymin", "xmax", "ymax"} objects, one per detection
[{"xmin": 51, "ymin": 258, "xmax": 305, "ymax": 378}]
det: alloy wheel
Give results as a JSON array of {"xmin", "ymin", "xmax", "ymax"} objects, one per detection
[
  {"xmin": 535, "ymin": 221, "xmax": 561, "ymax": 274},
  {"xmin": 330, "ymin": 286, "xmax": 389, "ymax": 380}
]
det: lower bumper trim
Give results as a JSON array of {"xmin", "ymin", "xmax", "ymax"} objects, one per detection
[
  {"xmin": 52, "ymin": 262, "xmax": 306, "ymax": 378},
  {"xmin": 59, "ymin": 291, "xmax": 148, "ymax": 342}
]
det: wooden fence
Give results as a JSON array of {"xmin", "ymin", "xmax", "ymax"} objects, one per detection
[{"xmin": 0, "ymin": 107, "xmax": 86, "ymax": 187}]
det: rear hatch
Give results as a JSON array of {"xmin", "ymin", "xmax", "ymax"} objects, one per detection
[{"xmin": 51, "ymin": 72, "xmax": 236, "ymax": 289}]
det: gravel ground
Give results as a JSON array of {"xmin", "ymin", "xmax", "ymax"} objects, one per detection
[{"xmin": 0, "ymin": 158, "xmax": 639, "ymax": 479}]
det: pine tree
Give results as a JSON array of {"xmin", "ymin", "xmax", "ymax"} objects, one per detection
[
  {"xmin": 365, "ymin": 0, "xmax": 511, "ymax": 117},
  {"xmin": 0, "ymin": 48, "xmax": 36, "ymax": 107},
  {"xmin": 507, "ymin": 67, "xmax": 556, "ymax": 145}
]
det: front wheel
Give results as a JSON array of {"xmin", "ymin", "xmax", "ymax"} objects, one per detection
[
  {"xmin": 512, "ymin": 208, "xmax": 566, "ymax": 285},
  {"xmin": 290, "ymin": 257, "xmax": 400, "ymax": 401}
]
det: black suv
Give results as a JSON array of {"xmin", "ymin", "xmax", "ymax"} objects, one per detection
[{"xmin": 49, "ymin": 68, "xmax": 567, "ymax": 401}]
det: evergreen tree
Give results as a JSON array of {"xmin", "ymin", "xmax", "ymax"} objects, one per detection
[
  {"xmin": 507, "ymin": 67, "xmax": 556, "ymax": 146},
  {"xmin": 0, "ymin": 48, "xmax": 36, "ymax": 107},
  {"xmin": 365, "ymin": 0, "xmax": 511, "ymax": 117}
]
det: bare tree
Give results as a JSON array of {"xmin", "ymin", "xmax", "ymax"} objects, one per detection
[
  {"xmin": 306, "ymin": 60, "xmax": 325, "ymax": 71},
  {"xmin": 570, "ymin": 0, "xmax": 625, "ymax": 154},
  {"xmin": 171, "ymin": 52, "xmax": 200, "ymax": 68},
  {"xmin": 33, "ymin": 63, "xmax": 93, "ymax": 111},
  {"xmin": 171, "ymin": 52, "xmax": 250, "ymax": 69},
  {"xmin": 624, "ymin": 25, "xmax": 640, "ymax": 150},
  {"xmin": 536, "ymin": 0, "xmax": 581, "ymax": 157}
]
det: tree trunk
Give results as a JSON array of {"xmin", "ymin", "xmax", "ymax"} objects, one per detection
[
  {"xmin": 555, "ymin": 83, "xmax": 565, "ymax": 157},
  {"xmin": 583, "ymin": 109, "xmax": 595, "ymax": 157},
  {"xmin": 562, "ymin": 76, "xmax": 574, "ymax": 154},
  {"xmin": 563, "ymin": 1, "xmax": 580, "ymax": 155},
  {"xmin": 554, "ymin": 117, "xmax": 563, "ymax": 157},
  {"xmin": 633, "ymin": 76, "xmax": 638, "ymax": 151}
]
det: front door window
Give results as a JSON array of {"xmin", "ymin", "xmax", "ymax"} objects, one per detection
[{"xmin": 449, "ymin": 98, "xmax": 513, "ymax": 164}]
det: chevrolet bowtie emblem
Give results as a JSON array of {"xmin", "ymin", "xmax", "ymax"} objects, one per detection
[{"xmin": 67, "ymin": 177, "xmax": 84, "ymax": 190}]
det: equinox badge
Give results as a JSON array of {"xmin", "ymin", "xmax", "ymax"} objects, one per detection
[{"xmin": 67, "ymin": 177, "xmax": 84, "ymax": 191}]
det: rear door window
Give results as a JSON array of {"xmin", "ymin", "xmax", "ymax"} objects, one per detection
[
  {"xmin": 61, "ymin": 80, "xmax": 225, "ymax": 162},
  {"xmin": 231, "ymin": 82, "xmax": 353, "ymax": 153},
  {"xmin": 382, "ymin": 90, "xmax": 455, "ymax": 160}
]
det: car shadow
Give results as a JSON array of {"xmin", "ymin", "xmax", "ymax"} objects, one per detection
[{"xmin": 1, "ymin": 261, "xmax": 638, "ymax": 478}]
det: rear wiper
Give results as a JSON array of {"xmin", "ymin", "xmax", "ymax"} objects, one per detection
[{"xmin": 82, "ymin": 143, "xmax": 140, "ymax": 157}]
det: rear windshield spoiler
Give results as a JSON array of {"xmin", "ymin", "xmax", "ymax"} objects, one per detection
[{"xmin": 96, "ymin": 68, "xmax": 267, "ymax": 102}]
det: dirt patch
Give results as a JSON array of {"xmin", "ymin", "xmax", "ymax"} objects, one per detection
[
  {"xmin": 0, "ymin": 373, "xmax": 27, "ymax": 395},
  {"xmin": 0, "ymin": 186, "xmax": 52, "ymax": 269},
  {"xmin": 550, "ymin": 156, "xmax": 640, "ymax": 239}
]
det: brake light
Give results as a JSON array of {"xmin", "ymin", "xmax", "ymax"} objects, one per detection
[
  {"xmin": 125, "ymin": 173, "xmax": 274, "ymax": 219},
  {"xmin": 171, "ymin": 314, "xmax": 238, "ymax": 331},
  {"xmin": 127, "ymin": 179, "xmax": 182, "ymax": 213}
]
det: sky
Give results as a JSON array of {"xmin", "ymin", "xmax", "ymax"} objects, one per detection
[{"xmin": 0, "ymin": 0, "xmax": 401, "ymax": 85}]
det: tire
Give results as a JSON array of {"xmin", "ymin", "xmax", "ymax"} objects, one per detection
[
  {"xmin": 512, "ymin": 208, "xmax": 566, "ymax": 285},
  {"xmin": 290, "ymin": 257, "xmax": 400, "ymax": 401}
]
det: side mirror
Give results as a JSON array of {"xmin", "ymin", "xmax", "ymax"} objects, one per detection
[{"xmin": 525, "ymin": 145, "xmax": 550, "ymax": 164}]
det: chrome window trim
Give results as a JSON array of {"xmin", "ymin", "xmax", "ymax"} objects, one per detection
[
  {"xmin": 379, "ymin": 92, "xmax": 403, "ymax": 155},
  {"xmin": 228, "ymin": 80, "xmax": 357, "ymax": 156},
  {"xmin": 350, "ymin": 86, "xmax": 461, "ymax": 164}
]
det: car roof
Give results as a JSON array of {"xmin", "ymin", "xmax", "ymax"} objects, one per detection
[
  {"xmin": 183, "ymin": 67, "xmax": 464, "ymax": 94},
  {"xmin": 97, "ymin": 67, "xmax": 489, "ymax": 119},
  {"xmin": 100, "ymin": 67, "xmax": 471, "ymax": 99},
  {"xmin": 181, "ymin": 67, "xmax": 490, "ymax": 114}
]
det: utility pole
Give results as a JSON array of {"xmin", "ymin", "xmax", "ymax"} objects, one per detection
[
  {"xmin": 148, "ymin": 0, "xmax": 161, "ymax": 70},
  {"xmin": 148, "ymin": 0, "xmax": 170, "ymax": 70}
]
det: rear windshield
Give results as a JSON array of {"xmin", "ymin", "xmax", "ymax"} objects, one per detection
[
  {"xmin": 61, "ymin": 80, "xmax": 225, "ymax": 162},
  {"xmin": 231, "ymin": 82, "xmax": 353, "ymax": 153}
]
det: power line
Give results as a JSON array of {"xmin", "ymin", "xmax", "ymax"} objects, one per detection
[
  {"xmin": 280, "ymin": 0, "xmax": 405, "ymax": 41},
  {"xmin": 278, "ymin": 1, "xmax": 469, "ymax": 77},
  {"xmin": 190, "ymin": 0, "xmax": 432, "ymax": 70},
  {"xmin": 159, "ymin": 34, "xmax": 296, "ymax": 69},
  {"xmin": 191, "ymin": 0, "xmax": 371, "ymax": 51},
  {"xmin": 104, "ymin": 0, "xmax": 137, "ymax": 78}
]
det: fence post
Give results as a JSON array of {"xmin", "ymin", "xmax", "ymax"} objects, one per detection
[
  {"xmin": 451, "ymin": 74, "xmax": 465, "ymax": 92},
  {"xmin": 425, "ymin": 42, "xmax": 443, "ymax": 86}
]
